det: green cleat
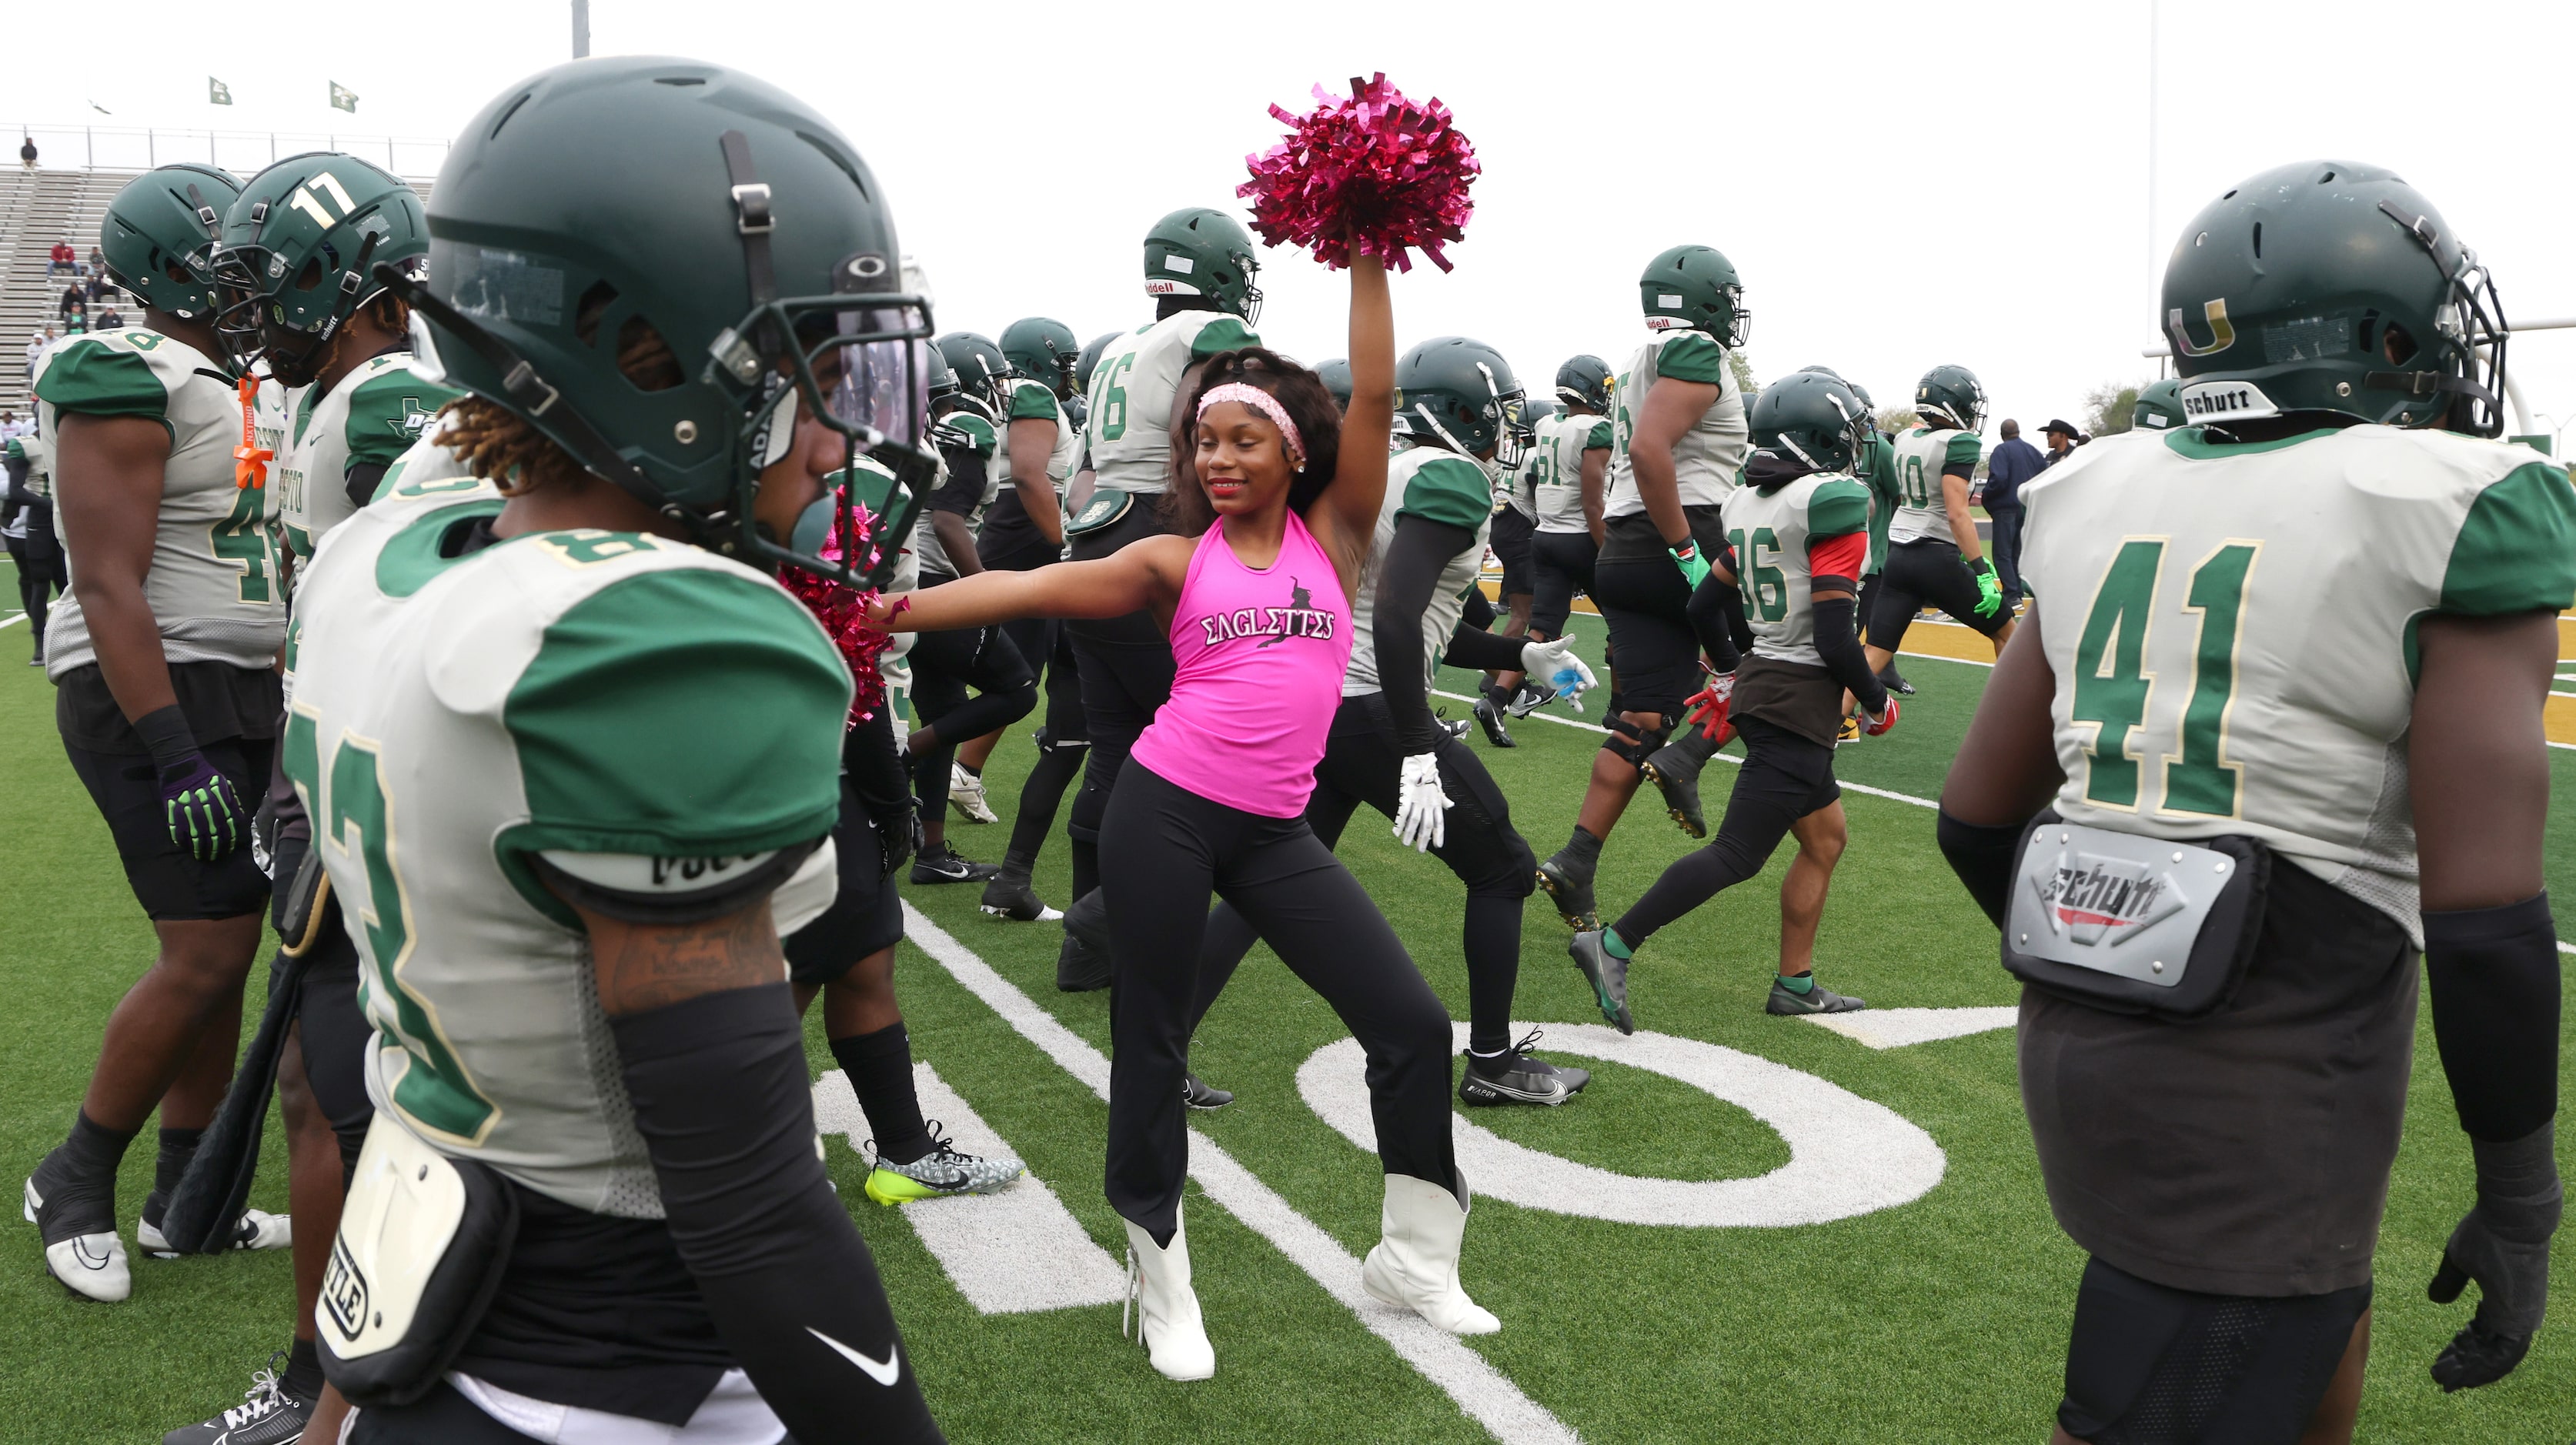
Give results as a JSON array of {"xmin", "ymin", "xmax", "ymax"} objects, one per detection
[{"xmin": 1568, "ymin": 931, "xmax": 1634, "ymax": 1034}]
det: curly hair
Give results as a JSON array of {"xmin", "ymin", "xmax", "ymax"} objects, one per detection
[
  {"xmin": 1160, "ymin": 345, "xmax": 1344, "ymax": 536},
  {"xmin": 437, "ymin": 299, "xmax": 685, "ymax": 497}
]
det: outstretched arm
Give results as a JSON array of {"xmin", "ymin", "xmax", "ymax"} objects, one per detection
[
  {"xmin": 1311, "ymin": 257, "xmax": 1393, "ymax": 580},
  {"xmin": 867, "ymin": 534, "xmax": 1191, "ymax": 632}
]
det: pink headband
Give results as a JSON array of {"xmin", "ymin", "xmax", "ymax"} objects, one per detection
[{"xmin": 1196, "ymin": 382, "xmax": 1307, "ymax": 469}]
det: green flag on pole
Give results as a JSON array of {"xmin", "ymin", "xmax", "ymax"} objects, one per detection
[
  {"xmin": 329, "ymin": 82, "xmax": 359, "ymax": 113},
  {"xmin": 209, "ymin": 78, "xmax": 233, "ymax": 105}
]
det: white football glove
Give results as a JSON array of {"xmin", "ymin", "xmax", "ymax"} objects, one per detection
[
  {"xmin": 1519, "ymin": 636, "xmax": 1598, "ymax": 712},
  {"xmin": 1393, "ymin": 753, "xmax": 1452, "ymax": 853}
]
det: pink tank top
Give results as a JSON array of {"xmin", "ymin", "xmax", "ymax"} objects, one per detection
[{"xmin": 1131, "ymin": 509, "xmax": 1352, "ymax": 818}]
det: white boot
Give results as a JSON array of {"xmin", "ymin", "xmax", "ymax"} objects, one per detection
[
  {"xmin": 1362, "ymin": 1173, "xmax": 1499, "ymax": 1335},
  {"xmin": 1123, "ymin": 1206, "xmax": 1215, "ymax": 1380}
]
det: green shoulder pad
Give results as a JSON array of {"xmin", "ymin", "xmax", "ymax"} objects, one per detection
[
  {"xmin": 343, "ymin": 369, "xmax": 463, "ymax": 471},
  {"xmin": 1585, "ymin": 418, "xmax": 1615, "ymax": 451},
  {"xmin": 940, "ymin": 412, "xmax": 999, "ymax": 459},
  {"xmin": 35, "ymin": 339, "xmax": 170, "ymax": 432},
  {"xmin": 503, "ymin": 566, "xmax": 848, "ymax": 871},
  {"xmin": 1943, "ymin": 432, "xmax": 1985, "ymax": 470},
  {"xmin": 1804, "ymin": 477, "xmax": 1872, "ymax": 539},
  {"xmin": 2441, "ymin": 461, "xmax": 2576, "ymax": 616},
  {"xmin": 1006, "ymin": 380, "xmax": 1061, "ymax": 423},
  {"xmin": 1397, "ymin": 453, "xmax": 1492, "ymax": 532},
  {"xmin": 1655, "ymin": 331, "xmax": 1730, "ymax": 385},
  {"xmin": 1188, "ymin": 315, "xmax": 1260, "ymax": 359}
]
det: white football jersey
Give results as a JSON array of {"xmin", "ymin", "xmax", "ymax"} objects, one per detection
[
  {"xmin": 1885, "ymin": 426, "xmax": 1986, "ymax": 547},
  {"xmin": 1720, "ymin": 472, "xmax": 1873, "ymax": 667},
  {"xmin": 1531, "ymin": 410, "xmax": 1615, "ymax": 534},
  {"xmin": 288, "ymin": 482, "xmax": 851, "ymax": 1212},
  {"xmin": 1343, "ymin": 444, "xmax": 1493, "ymax": 697},
  {"xmin": 276, "ymin": 352, "xmax": 459, "ymax": 566},
  {"xmin": 37, "ymin": 328, "xmax": 283, "ymax": 676},
  {"xmin": 1605, "ymin": 329, "xmax": 1747, "ymax": 517},
  {"xmin": 997, "ymin": 376, "xmax": 1081, "ymax": 498},
  {"xmin": 2023, "ymin": 424, "xmax": 2576, "ymax": 942},
  {"xmin": 1082, "ymin": 310, "xmax": 1260, "ymax": 496}
]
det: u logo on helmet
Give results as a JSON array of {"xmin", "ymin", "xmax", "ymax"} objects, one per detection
[{"xmin": 2167, "ymin": 298, "xmax": 2237, "ymax": 358}]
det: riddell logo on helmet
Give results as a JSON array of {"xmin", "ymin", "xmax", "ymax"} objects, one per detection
[{"xmin": 2179, "ymin": 379, "xmax": 2280, "ymax": 422}]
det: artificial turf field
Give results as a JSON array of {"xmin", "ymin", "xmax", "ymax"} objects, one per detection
[{"xmin": 2, "ymin": 570, "xmax": 2572, "ymax": 1444}]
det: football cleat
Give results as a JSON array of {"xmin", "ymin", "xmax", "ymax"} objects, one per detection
[
  {"xmin": 1642, "ymin": 730, "xmax": 1716, "ymax": 839},
  {"xmin": 137, "ymin": 1196, "xmax": 291, "ymax": 1258},
  {"xmin": 1836, "ymin": 716, "xmax": 1861, "ymax": 744},
  {"xmin": 862, "ymin": 1126, "xmax": 1024, "ymax": 1206},
  {"xmin": 1876, "ymin": 666, "xmax": 1914, "ymax": 696},
  {"xmin": 948, "ymin": 763, "xmax": 997, "ymax": 824},
  {"xmin": 1766, "ymin": 976, "xmax": 1866, "ymax": 1016},
  {"xmin": 160, "ymin": 1354, "xmax": 311, "ymax": 1445},
  {"xmin": 1181, "ymin": 1073, "xmax": 1235, "ymax": 1111},
  {"xmin": 1056, "ymin": 931, "xmax": 1111, "ymax": 993},
  {"xmin": 1471, "ymin": 696, "xmax": 1516, "ymax": 748},
  {"xmin": 24, "ymin": 1152, "xmax": 129, "ymax": 1303},
  {"xmin": 1505, "ymin": 682, "xmax": 1557, "ymax": 718},
  {"xmin": 1458, "ymin": 1030, "xmax": 1590, "ymax": 1106},
  {"xmin": 1535, "ymin": 849, "xmax": 1599, "ymax": 931},
  {"xmin": 910, "ymin": 843, "xmax": 1000, "ymax": 885},
  {"xmin": 1567, "ymin": 931, "xmax": 1634, "ymax": 1035},
  {"xmin": 981, "ymin": 871, "xmax": 1062, "ymax": 923}
]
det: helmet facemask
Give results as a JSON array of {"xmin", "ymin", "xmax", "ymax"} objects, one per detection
[{"xmin": 2371, "ymin": 199, "xmax": 2509, "ymax": 438}]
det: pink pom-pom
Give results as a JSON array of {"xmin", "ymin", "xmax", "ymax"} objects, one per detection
[
  {"xmin": 780, "ymin": 498, "xmax": 896, "ymax": 726},
  {"xmin": 1237, "ymin": 73, "xmax": 1478, "ymax": 274}
]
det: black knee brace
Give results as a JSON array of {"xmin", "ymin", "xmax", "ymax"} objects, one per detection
[{"xmin": 1600, "ymin": 713, "xmax": 1672, "ymax": 772}]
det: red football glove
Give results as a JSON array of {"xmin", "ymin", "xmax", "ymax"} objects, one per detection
[
  {"xmin": 1861, "ymin": 696, "xmax": 1899, "ymax": 737},
  {"xmin": 1683, "ymin": 672, "xmax": 1736, "ymax": 747}
]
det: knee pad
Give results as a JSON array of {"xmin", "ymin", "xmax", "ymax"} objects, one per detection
[{"xmin": 1599, "ymin": 713, "xmax": 1671, "ymax": 772}]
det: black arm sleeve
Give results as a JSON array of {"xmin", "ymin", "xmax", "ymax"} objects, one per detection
[
  {"xmin": 1936, "ymin": 810, "xmax": 2026, "ymax": 927},
  {"xmin": 613, "ymin": 984, "xmax": 944, "ymax": 1445},
  {"xmin": 931, "ymin": 451, "xmax": 986, "ymax": 515},
  {"xmin": 344, "ymin": 461, "xmax": 388, "ymax": 509},
  {"xmin": 2424, "ymin": 893, "xmax": 2562, "ymax": 1142},
  {"xmin": 1684, "ymin": 569, "xmax": 1742, "ymax": 672},
  {"xmin": 1440, "ymin": 620, "xmax": 1525, "ymax": 672},
  {"xmin": 1811, "ymin": 594, "xmax": 1887, "ymax": 715},
  {"xmin": 1375, "ymin": 515, "xmax": 1478, "ymax": 756}
]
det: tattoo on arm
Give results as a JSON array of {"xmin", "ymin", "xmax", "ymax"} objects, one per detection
[{"xmin": 580, "ymin": 902, "xmax": 785, "ymax": 1018}]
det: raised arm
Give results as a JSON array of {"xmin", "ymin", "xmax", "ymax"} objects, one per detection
[{"xmin": 1312, "ymin": 256, "xmax": 1393, "ymax": 577}]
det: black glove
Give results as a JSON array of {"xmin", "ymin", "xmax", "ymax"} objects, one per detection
[
  {"xmin": 2428, "ymin": 1120, "xmax": 2561, "ymax": 1391},
  {"xmin": 135, "ymin": 705, "xmax": 245, "ymax": 862},
  {"xmin": 874, "ymin": 805, "xmax": 919, "ymax": 879}
]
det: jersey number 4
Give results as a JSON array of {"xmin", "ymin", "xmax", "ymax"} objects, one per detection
[{"xmin": 2070, "ymin": 537, "xmax": 2260, "ymax": 816}]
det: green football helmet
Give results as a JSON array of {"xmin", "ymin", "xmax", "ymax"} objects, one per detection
[
  {"xmin": 1315, "ymin": 357, "xmax": 1353, "ymax": 412},
  {"xmin": 213, "ymin": 153, "xmax": 428, "ymax": 385},
  {"xmin": 1751, "ymin": 371, "xmax": 1869, "ymax": 476},
  {"xmin": 2133, "ymin": 377, "xmax": 2185, "ymax": 431},
  {"xmin": 1521, "ymin": 397, "xmax": 1559, "ymax": 432},
  {"xmin": 1000, "ymin": 316, "xmax": 1079, "ymax": 397},
  {"xmin": 1913, "ymin": 364, "xmax": 1987, "ymax": 433},
  {"xmin": 1555, "ymin": 354, "xmax": 1612, "ymax": 413},
  {"xmin": 2163, "ymin": 160, "xmax": 2505, "ymax": 435},
  {"xmin": 1395, "ymin": 336, "xmax": 1526, "ymax": 465},
  {"xmin": 1075, "ymin": 331, "xmax": 1120, "ymax": 393},
  {"xmin": 99, "ymin": 164, "xmax": 240, "ymax": 327},
  {"xmin": 1639, "ymin": 245, "xmax": 1748, "ymax": 347},
  {"xmin": 1144, "ymin": 208, "xmax": 1261, "ymax": 322},
  {"xmin": 936, "ymin": 332, "xmax": 1009, "ymax": 415},
  {"xmin": 390, "ymin": 56, "xmax": 937, "ymax": 588}
]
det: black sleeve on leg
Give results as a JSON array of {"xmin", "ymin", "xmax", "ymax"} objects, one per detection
[
  {"xmin": 1375, "ymin": 516, "xmax": 1479, "ymax": 756},
  {"xmin": 1935, "ymin": 810, "xmax": 2026, "ymax": 927},
  {"xmin": 1811, "ymin": 591, "xmax": 1886, "ymax": 715},
  {"xmin": 1685, "ymin": 569, "xmax": 1742, "ymax": 672},
  {"xmin": 613, "ymin": 984, "xmax": 945, "ymax": 1445},
  {"xmin": 2424, "ymin": 893, "xmax": 2562, "ymax": 1142}
]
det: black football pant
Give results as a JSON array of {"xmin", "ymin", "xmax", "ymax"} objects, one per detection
[
  {"xmin": 1066, "ymin": 501, "xmax": 1178, "ymax": 900},
  {"xmin": 981, "ymin": 534, "xmax": 1089, "ymax": 871},
  {"xmin": 1529, "ymin": 529, "xmax": 1597, "ymax": 638},
  {"xmin": 1610, "ymin": 715, "xmax": 1840, "ymax": 949},
  {"xmin": 905, "ymin": 592, "xmax": 1034, "ymax": 823}
]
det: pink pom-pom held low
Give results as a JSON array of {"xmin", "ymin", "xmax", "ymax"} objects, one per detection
[{"xmin": 1238, "ymin": 73, "xmax": 1478, "ymax": 273}]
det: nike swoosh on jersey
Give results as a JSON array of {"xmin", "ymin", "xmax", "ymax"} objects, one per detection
[{"xmin": 808, "ymin": 1326, "xmax": 901, "ymax": 1386}]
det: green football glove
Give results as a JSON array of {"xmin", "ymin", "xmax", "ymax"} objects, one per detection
[
  {"xmin": 1669, "ymin": 539, "xmax": 1711, "ymax": 592},
  {"xmin": 1969, "ymin": 556, "xmax": 2005, "ymax": 619}
]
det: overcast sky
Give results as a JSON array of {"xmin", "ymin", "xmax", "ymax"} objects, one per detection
[{"xmin": 20, "ymin": 1, "xmax": 2576, "ymax": 446}]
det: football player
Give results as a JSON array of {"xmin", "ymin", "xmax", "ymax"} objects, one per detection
[
  {"xmin": 22, "ymin": 164, "xmax": 292, "ymax": 1317},
  {"xmin": 289, "ymin": 58, "xmax": 943, "ymax": 1441},
  {"xmin": 2131, "ymin": 375, "xmax": 2184, "ymax": 431},
  {"xmin": 1525, "ymin": 355, "xmax": 1614, "ymax": 681},
  {"xmin": 1192, "ymin": 337, "xmax": 1596, "ymax": 1104},
  {"xmin": 1861, "ymin": 363, "xmax": 2014, "ymax": 681},
  {"xmin": 1535, "ymin": 245, "xmax": 1749, "ymax": 929},
  {"xmin": 1571, "ymin": 372, "xmax": 1889, "ymax": 1027},
  {"xmin": 902, "ymin": 332, "xmax": 1035, "ymax": 882},
  {"xmin": 1940, "ymin": 160, "xmax": 2564, "ymax": 1443},
  {"xmin": 1053, "ymin": 208, "xmax": 1262, "ymax": 991},
  {"xmin": 1468, "ymin": 380, "xmax": 1542, "ymax": 746}
]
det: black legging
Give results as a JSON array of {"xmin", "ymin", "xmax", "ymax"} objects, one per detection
[
  {"xmin": 1101, "ymin": 763, "xmax": 1457, "ymax": 1245},
  {"xmin": 1066, "ymin": 502, "xmax": 1179, "ymax": 900},
  {"xmin": 1190, "ymin": 694, "xmax": 1535, "ymax": 1055},
  {"xmin": 1529, "ymin": 529, "xmax": 1597, "ymax": 638},
  {"xmin": 8, "ymin": 499, "xmax": 61, "ymax": 645},
  {"xmin": 981, "ymin": 532, "xmax": 1090, "ymax": 871},
  {"xmin": 1610, "ymin": 714, "xmax": 1840, "ymax": 947},
  {"xmin": 906, "ymin": 590, "xmax": 1034, "ymax": 820}
]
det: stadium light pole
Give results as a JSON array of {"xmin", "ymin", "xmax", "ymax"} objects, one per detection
[
  {"xmin": 2145, "ymin": 0, "xmax": 2159, "ymax": 325},
  {"xmin": 573, "ymin": 0, "xmax": 590, "ymax": 58}
]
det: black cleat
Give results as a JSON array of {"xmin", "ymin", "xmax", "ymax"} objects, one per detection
[
  {"xmin": 1506, "ymin": 682, "xmax": 1557, "ymax": 718},
  {"xmin": 1535, "ymin": 849, "xmax": 1599, "ymax": 930},
  {"xmin": 1876, "ymin": 666, "xmax": 1914, "ymax": 696},
  {"xmin": 910, "ymin": 843, "xmax": 1001, "ymax": 885},
  {"xmin": 161, "ymin": 1354, "xmax": 311, "ymax": 1444},
  {"xmin": 1766, "ymin": 976, "xmax": 1866, "ymax": 1015},
  {"xmin": 981, "ymin": 870, "xmax": 1062, "ymax": 922},
  {"xmin": 1181, "ymin": 1073, "xmax": 1235, "ymax": 1110},
  {"xmin": 1458, "ymin": 1030, "xmax": 1590, "ymax": 1106},
  {"xmin": 1643, "ymin": 730, "xmax": 1718, "ymax": 839},
  {"xmin": 1472, "ymin": 696, "xmax": 1516, "ymax": 747},
  {"xmin": 1567, "ymin": 931, "xmax": 1634, "ymax": 1034}
]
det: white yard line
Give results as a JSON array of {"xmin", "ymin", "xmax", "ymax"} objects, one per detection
[
  {"xmin": 899, "ymin": 903, "xmax": 1581, "ymax": 1445},
  {"xmin": 0, "ymin": 612, "xmax": 25, "ymax": 630}
]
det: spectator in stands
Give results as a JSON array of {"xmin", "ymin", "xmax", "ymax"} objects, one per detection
[
  {"xmin": 48, "ymin": 240, "xmax": 75, "ymax": 277},
  {"xmin": 86, "ymin": 245, "xmax": 105, "ymax": 277},
  {"xmin": 84, "ymin": 270, "xmax": 107, "ymax": 302},
  {"xmin": 1983, "ymin": 419, "xmax": 2046, "ymax": 607},
  {"xmin": 24, "ymin": 325, "xmax": 57, "ymax": 382},
  {"xmin": 58, "ymin": 282, "xmax": 86, "ymax": 323},
  {"xmin": 95, "ymin": 307, "xmax": 122, "ymax": 332},
  {"xmin": 18, "ymin": 137, "xmax": 36, "ymax": 170}
]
